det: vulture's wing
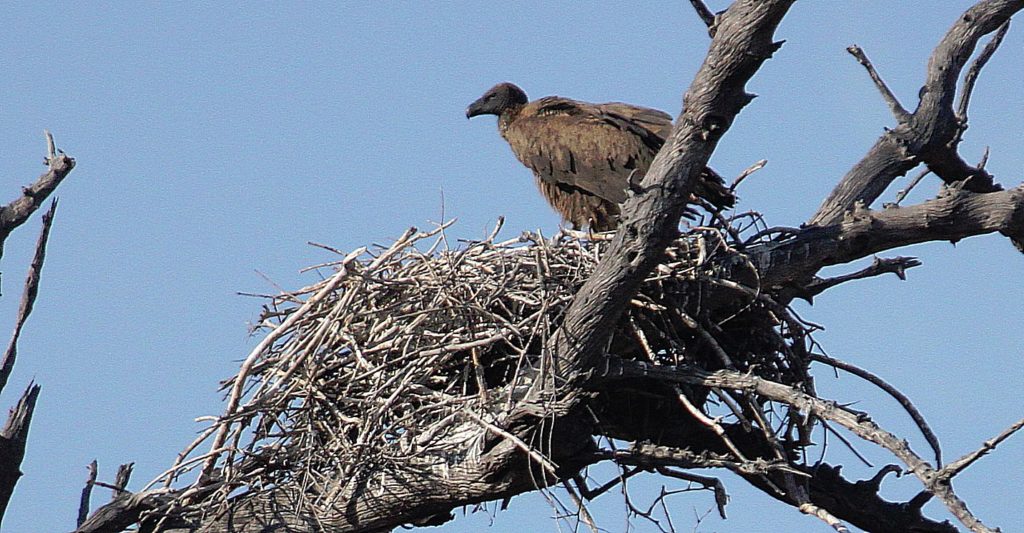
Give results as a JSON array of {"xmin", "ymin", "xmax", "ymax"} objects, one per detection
[
  {"xmin": 601, "ymin": 102, "xmax": 735, "ymax": 209},
  {"xmin": 503, "ymin": 97, "xmax": 666, "ymax": 204},
  {"xmin": 597, "ymin": 102, "xmax": 674, "ymax": 139}
]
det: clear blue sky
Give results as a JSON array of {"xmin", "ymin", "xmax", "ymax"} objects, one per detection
[{"xmin": 1, "ymin": 2, "xmax": 1021, "ymax": 532}]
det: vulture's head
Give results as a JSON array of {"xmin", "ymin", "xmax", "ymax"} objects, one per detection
[{"xmin": 466, "ymin": 82, "xmax": 528, "ymax": 119}]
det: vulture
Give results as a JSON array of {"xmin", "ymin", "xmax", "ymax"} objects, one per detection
[{"xmin": 466, "ymin": 82, "xmax": 734, "ymax": 231}]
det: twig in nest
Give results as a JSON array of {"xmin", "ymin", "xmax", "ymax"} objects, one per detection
[
  {"xmin": 730, "ymin": 158, "xmax": 767, "ymax": 192},
  {"xmin": 655, "ymin": 467, "xmax": 728, "ymax": 519}
]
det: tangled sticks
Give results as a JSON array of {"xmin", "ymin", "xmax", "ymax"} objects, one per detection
[{"xmin": 141, "ymin": 212, "xmax": 874, "ymax": 528}]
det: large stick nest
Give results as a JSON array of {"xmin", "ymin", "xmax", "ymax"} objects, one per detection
[{"xmin": 154, "ymin": 215, "xmax": 813, "ymax": 521}]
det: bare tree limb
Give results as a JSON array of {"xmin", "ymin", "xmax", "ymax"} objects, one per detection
[
  {"xmin": 938, "ymin": 417, "xmax": 1024, "ymax": 481},
  {"xmin": 79, "ymin": 461, "xmax": 99, "ymax": 527},
  {"xmin": 0, "ymin": 383, "xmax": 40, "ymax": 528},
  {"xmin": 810, "ymin": 352, "xmax": 941, "ymax": 466},
  {"xmin": 755, "ymin": 185, "xmax": 1024, "ymax": 289},
  {"xmin": 0, "ymin": 197, "xmax": 60, "ymax": 527},
  {"xmin": 597, "ymin": 359, "xmax": 999, "ymax": 532},
  {"xmin": 112, "ymin": 463, "xmax": 134, "ymax": 500},
  {"xmin": 956, "ymin": 21, "xmax": 1011, "ymax": 123},
  {"xmin": 846, "ymin": 45, "xmax": 910, "ymax": 122},
  {"xmin": 0, "ymin": 132, "xmax": 75, "ymax": 260},
  {"xmin": 810, "ymin": 0, "xmax": 1021, "ymax": 227},
  {"xmin": 689, "ymin": 0, "xmax": 716, "ymax": 29},
  {"xmin": 798, "ymin": 256, "xmax": 921, "ymax": 301},
  {"xmin": 0, "ymin": 200, "xmax": 58, "ymax": 394}
]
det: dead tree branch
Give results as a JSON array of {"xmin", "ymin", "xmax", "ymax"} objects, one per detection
[
  {"xmin": 798, "ymin": 256, "xmax": 921, "ymax": 301},
  {"xmin": 938, "ymin": 417, "xmax": 1024, "ymax": 481},
  {"xmin": 754, "ymin": 185, "xmax": 1024, "ymax": 289},
  {"xmin": 79, "ymin": 461, "xmax": 99, "ymax": 528},
  {"xmin": 846, "ymin": 45, "xmax": 910, "ymax": 122},
  {"xmin": 597, "ymin": 359, "xmax": 997, "ymax": 532},
  {"xmin": 689, "ymin": 0, "xmax": 716, "ymax": 29},
  {"xmin": 0, "ymin": 383, "xmax": 39, "ymax": 529},
  {"xmin": 0, "ymin": 197, "xmax": 59, "ymax": 527},
  {"xmin": 956, "ymin": 21, "xmax": 1011, "ymax": 124},
  {"xmin": 810, "ymin": 352, "xmax": 941, "ymax": 465},
  {"xmin": 0, "ymin": 131, "xmax": 75, "ymax": 261},
  {"xmin": 0, "ymin": 200, "xmax": 58, "ymax": 393},
  {"xmin": 810, "ymin": 0, "xmax": 1021, "ymax": 227}
]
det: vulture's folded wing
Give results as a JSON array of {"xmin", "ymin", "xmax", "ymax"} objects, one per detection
[
  {"xmin": 503, "ymin": 97, "xmax": 666, "ymax": 204},
  {"xmin": 597, "ymin": 102, "xmax": 674, "ymax": 139}
]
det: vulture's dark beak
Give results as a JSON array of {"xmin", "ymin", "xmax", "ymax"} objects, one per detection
[{"xmin": 465, "ymin": 99, "xmax": 484, "ymax": 119}]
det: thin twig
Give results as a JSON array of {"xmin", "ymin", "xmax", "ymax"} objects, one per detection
[
  {"xmin": 892, "ymin": 167, "xmax": 931, "ymax": 206},
  {"xmin": 730, "ymin": 159, "xmax": 767, "ymax": 192},
  {"xmin": 846, "ymin": 45, "xmax": 910, "ymax": 122},
  {"xmin": 956, "ymin": 21, "xmax": 1011, "ymax": 121},
  {"xmin": 939, "ymin": 417, "xmax": 1024, "ymax": 481},
  {"xmin": 655, "ymin": 467, "xmax": 728, "ymax": 519},
  {"xmin": 675, "ymin": 386, "xmax": 748, "ymax": 462},
  {"xmin": 809, "ymin": 352, "xmax": 941, "ymax": 465}
]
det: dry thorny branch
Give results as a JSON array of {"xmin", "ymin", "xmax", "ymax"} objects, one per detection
[{"xmin": 73, "ymin": 2, "xmax": 1024, "ymax": 533}]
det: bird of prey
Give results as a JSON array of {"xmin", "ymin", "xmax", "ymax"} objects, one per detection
[{"xmin": 466, "ymin": 82, "xmax": 734, "ymax": 231}]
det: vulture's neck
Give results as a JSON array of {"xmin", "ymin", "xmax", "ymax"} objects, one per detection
[{"xmin": 497, "ymin": 104, "xmax": 525, "ymax": 137}]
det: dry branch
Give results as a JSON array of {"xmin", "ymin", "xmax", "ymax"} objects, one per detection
[
  {"xmin": 79, "ymin": 461, "xmax": 99, "ymax": 527},
  {"xmin": 597, "ymin": 359, "xmax": 996, "ymax": 531},
  {"xmin": 810, "ymin": 0, "xmax": 1022, "ymax": 227},
  {"xmin": 0, "ymin": 132, "xmax": 74, "ymax": 259},
  {"xmin": 755, "ymin": 185, "xmax": 1024, "ymax": 289},
  {"xmin": 0, "ymin": 194, "xmax": 60, "ymax": 527},
  {"xmin": 0, "ymin": 200, "xmax": 58, "ymax": 393}
]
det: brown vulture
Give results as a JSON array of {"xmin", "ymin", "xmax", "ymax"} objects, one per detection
[{"xmin": 466, "ymin": 82, "xmax": 735, "ymax": 231}]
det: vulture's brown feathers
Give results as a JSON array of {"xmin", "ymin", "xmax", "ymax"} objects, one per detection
[{"xmin": 467, "ymin": 82, "xmax": 734, "ymax": 231}]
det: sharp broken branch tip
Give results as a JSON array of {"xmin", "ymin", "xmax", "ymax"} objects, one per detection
[{"xmin": 846, "ymin": 45, "xmax": 910, "ymax": 121}]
